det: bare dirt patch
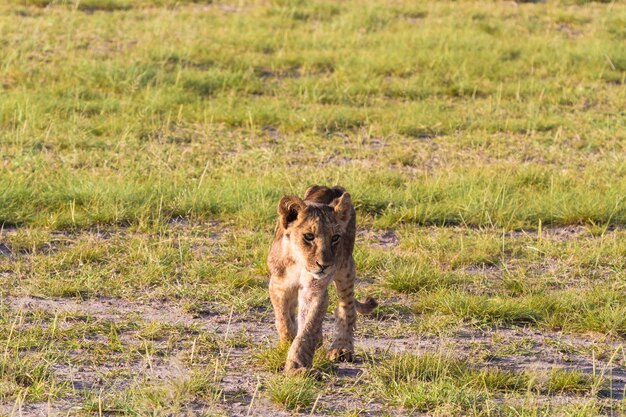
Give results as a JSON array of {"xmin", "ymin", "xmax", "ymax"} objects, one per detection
[
  {"xmin": 3, "ymin": 294, "xmax": 625, "ymax": 415},
  {"xmin": 358, "ymin": 228, "xmax": 400, "ymax": 249},
  {"xmin": 2, "ymin": 225, "xmax": 625, "ymax": 415}
]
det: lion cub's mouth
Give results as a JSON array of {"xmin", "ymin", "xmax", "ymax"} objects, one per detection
[{"xmin": 310, "ymin": 266, "xmax": 336, "ymax": 279}]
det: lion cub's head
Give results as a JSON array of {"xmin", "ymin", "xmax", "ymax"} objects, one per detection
[{"xmin": 277, "ymin": 189, "xmax": 353, "ymax": 278}]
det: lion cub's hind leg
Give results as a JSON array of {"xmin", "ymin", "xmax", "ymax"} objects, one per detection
[{"xmin": 269, "ymin": 280, "xmax": 298, "ymax": 343}]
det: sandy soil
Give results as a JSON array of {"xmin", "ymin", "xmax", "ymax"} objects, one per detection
[{"xmin": 2, "ymin": 293, "xmax": 624, "ymax": 416}]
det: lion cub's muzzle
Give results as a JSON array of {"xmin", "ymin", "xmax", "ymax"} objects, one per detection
[
  {"xmin": 316, "ymin": 261, "xmax": 331, "ymax": 274},
  {"xmin": 310, "ymin": 263, "xmax": 336, "ymax": 280}
]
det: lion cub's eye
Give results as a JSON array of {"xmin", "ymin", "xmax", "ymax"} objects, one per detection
[
  {"xmin": 331, "ymin": 234, "xmax": 341, "ymax": 243},
  {"xmin": 303, "ymin": 233, "xmax": 315, "ymax": 242}
]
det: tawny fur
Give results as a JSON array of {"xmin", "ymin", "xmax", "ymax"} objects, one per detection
[{"xmin": 267, "ymin": 185, "xmax": 378, "ymax": 374}]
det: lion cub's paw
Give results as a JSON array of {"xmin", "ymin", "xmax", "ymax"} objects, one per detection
[
  {"xmin": 285, "ymin": 366, "xmax": 308, "ymax": 377},
  {"xmin": 328, "ymin": 348, "xmax": 353, "ymax": 362},
  {"xmin": 284, "ymin": 360, "xmax": 308, "ymax": 376}
]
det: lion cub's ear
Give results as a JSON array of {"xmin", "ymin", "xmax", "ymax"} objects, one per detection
[
  {"xmin": 278, "ymin": 195, "xmax": 306, "ymax": 229},
  {"xmin": 333, "ymin": 192, "xmax": 353, "ymax": 228}
]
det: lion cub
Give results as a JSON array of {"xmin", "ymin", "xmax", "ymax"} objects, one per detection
[{"xmin": 267, "ymin": 185, "xmax": 377, "ymax": 374}]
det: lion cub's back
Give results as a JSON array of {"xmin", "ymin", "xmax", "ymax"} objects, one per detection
[{"xmin": 303, "ymin": 185, "xmax": 347, "ymax": 205}]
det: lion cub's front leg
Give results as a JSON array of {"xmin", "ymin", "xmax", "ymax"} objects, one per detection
[
  {"xmin": 328, "ymin": 262, "xmax": 357, "ymax": 362},
  {"xmin": 269, "ymin": 278, "xmax": 298, "ymax": 343},
  {"xmin": 284, "ymin": 278, "xmax": 330, "ymax": 375}
]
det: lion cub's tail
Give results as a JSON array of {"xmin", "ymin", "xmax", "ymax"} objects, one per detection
[{"xmin": 355, "ymin": 296, "xmax": 378, "ymax": 314}]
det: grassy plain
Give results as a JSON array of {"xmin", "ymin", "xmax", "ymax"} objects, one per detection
[{"xmin": 0, "ymin": 0, "xmax": 625, "ymax": 415}]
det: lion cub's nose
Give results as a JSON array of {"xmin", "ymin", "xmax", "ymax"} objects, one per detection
[{"xmin": 316, "ymin": 261, "xmax": 330, "ymax": 272}]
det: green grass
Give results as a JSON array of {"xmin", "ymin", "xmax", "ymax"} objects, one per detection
[
  {"xmin": 465, "ymin": 368, "xmax": 533, "ymax": 393},
  {"xmin": 382, "ymin": 256, "xmax": 463, "ymax": 293},
  {"xmin": 545, "ymin": 368, "xmax": 601, "ymax": 395},
  {"xmin": 265, "ymin": 374, "xmax": 321, "ymax": 411},
  {"xmin": 1, "ymin": 0, "xmax": 625, "ymax": 414},
  {"xmin": 254, "ymin": 342, "xmax": 334, "ymax": 375},
  {"xmin": 81, "ymin": 368, "xmax": 221, "ymax": 415},
  {"xmin": 0, "ymin": 0, "xmax": 625, "ymax": 230},
  {"xmin": 367, "ymin": 353, "xmax": 608, "ymax": 415},
  {"xmin": 368, "ymin": 353, "xmax": 489, "ymax": 413},
  {"xmin": 0, "ymin": 353, "xmax": 67, "ymax": 402}
]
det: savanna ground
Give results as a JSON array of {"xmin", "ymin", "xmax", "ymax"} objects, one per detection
[{"xmin": 1, "ymin": 0, "xmax": 625, "ymax": 415}]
